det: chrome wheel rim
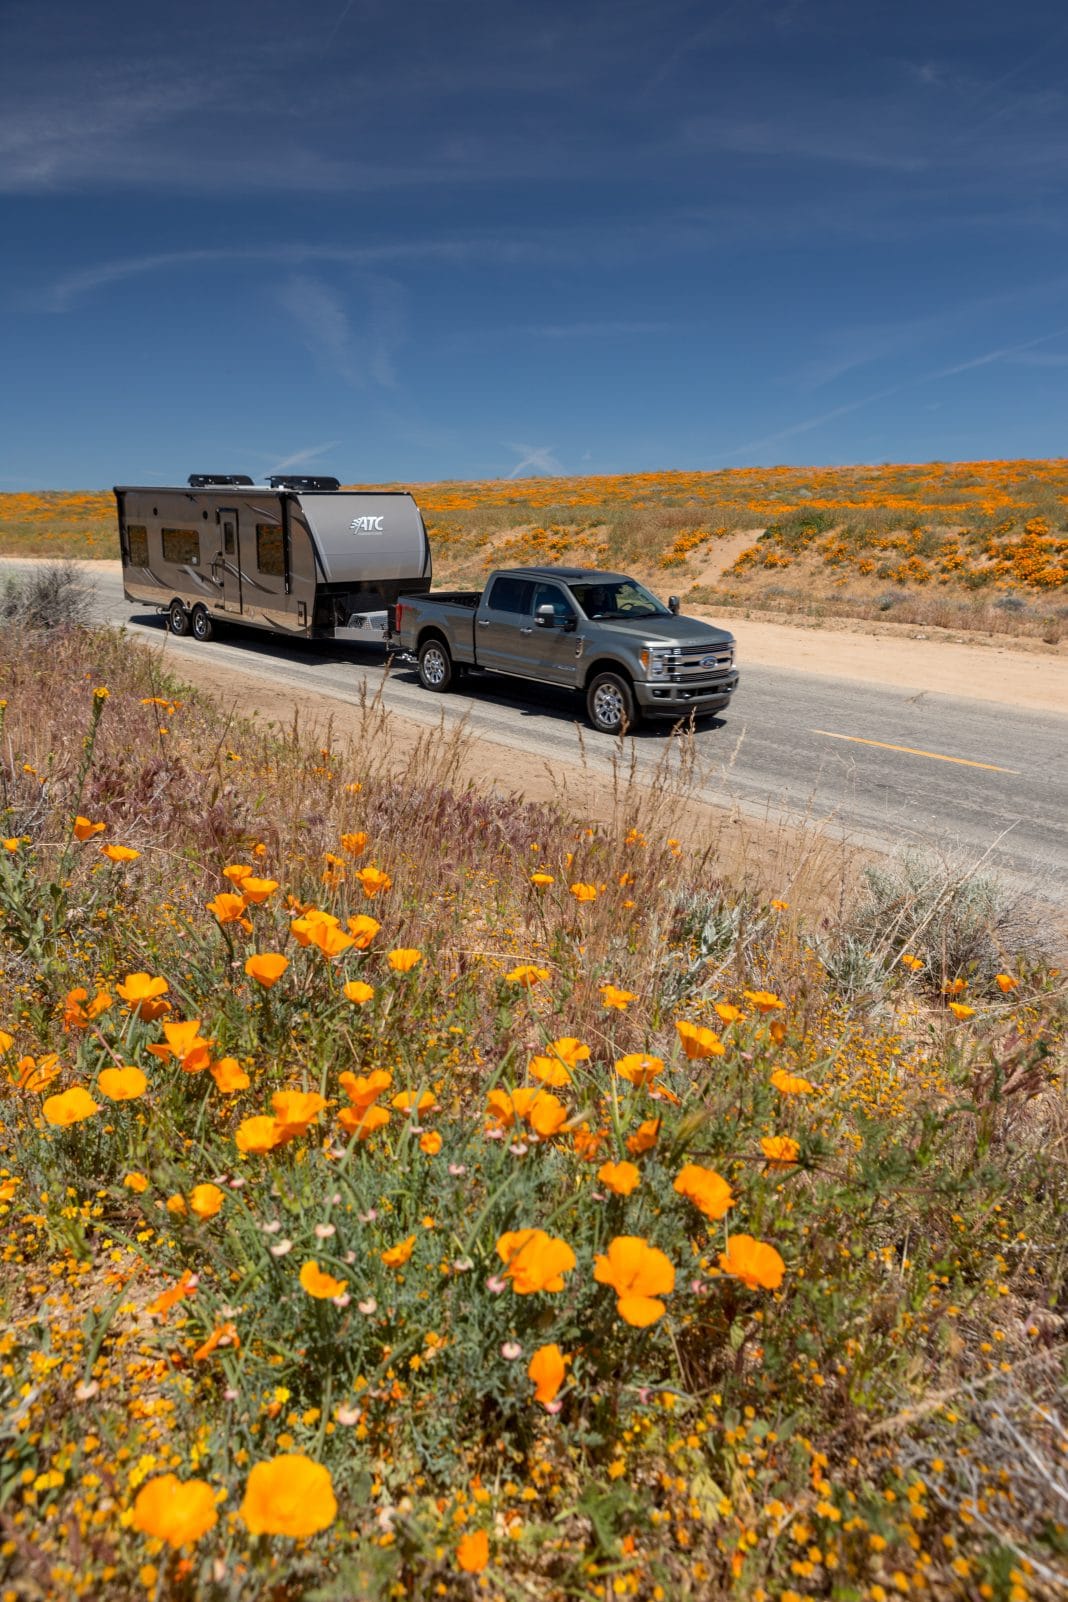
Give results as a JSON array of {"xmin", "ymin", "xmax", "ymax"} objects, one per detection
[
  {"xmin": 593, "ymin": 682, "xmax": 624, "ymax": 728},
  {"xmin": 192, "ymin": 611, "xmax": 208, "ymax": 638},
  {"xmin": 169, "ymin": 604, "xmax": 186, "ymax": 633},
  {"xmin": 422, "ymin": 646, "xmax": 447, "ymax": 686}
]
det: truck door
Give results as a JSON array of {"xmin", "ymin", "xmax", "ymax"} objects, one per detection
[
  {"xmin": 212, "ymin": 508, "xmax": 242, "ymax": 612},
  {"xmin": 529, "ymin": 581, "xmax": 582, "ymax": 686},
  {"xmin": 475, "ymin": 575, "xmax": 535, "ymax": 675}
]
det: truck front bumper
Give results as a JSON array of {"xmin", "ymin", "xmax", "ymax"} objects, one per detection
[{"xmin": 634, "ymin": 672, "xmax": 739, "ymax": 717}]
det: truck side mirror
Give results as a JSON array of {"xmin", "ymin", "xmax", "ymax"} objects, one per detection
[
  {"xmin": 535, "ymin": 604, "xmax": 557, "ymax": 627},
  {"xmin": 668, "ymin": 595, "xmax": 680, "ymax": 615}
]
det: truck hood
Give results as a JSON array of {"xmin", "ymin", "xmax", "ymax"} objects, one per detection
[{"xmin": 582, "ymin": 614, "xmax": 735, "ymax": 649}]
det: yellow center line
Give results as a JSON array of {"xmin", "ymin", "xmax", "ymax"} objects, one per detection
[{"xmin": 811, "ymin": 730, "xmax": 1020, "ymax": 775}]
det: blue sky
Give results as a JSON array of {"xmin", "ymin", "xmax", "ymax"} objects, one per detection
[{"xmin": 3, "ymin": 0, "xmax": 1067, "ymax": 488}]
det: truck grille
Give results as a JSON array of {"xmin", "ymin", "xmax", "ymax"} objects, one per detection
[{"xmin": 669, "ymin": 647, "xmax": 734, "ymax": 680}]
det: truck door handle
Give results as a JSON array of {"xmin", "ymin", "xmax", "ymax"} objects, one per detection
[
  {"xmin": 519, "ymin": 626, "xmax": 533, "ymax": 634},
  {"xmin": 477, "ymin": 618, "xmax": 490, "ymax": 626}
]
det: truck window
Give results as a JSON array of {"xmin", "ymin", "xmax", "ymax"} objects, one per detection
[
  {"xmin": 161, "ymin": 528, "xmax": 200, "ymax": 566},
  {"xmin": 256, "ymin": 524, "xmax": 285, "ymax": 577},
  {"xmin": 531, "ymin": 582, "xmax": 574, "ymax": 621},
  {"xmin": 486, "ymin": 575, "xmax": 534, "ymax": 614},
  {"xmin": 126, "ymin": 524, "xmax": 149, "ymax": 565}
]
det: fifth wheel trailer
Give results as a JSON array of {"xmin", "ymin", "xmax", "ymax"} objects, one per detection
[{"xmin": 114, "ymin": 473, "xmax": 431, "ymax": 642}]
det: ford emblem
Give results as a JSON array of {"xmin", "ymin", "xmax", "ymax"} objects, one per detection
[{"xmin": 700, "ymin": 653, "xmax": 718, "ymax": 668}]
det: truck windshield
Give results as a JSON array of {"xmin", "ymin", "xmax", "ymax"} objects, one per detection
[{"xmin": 568, "ymin": 579, "xmax": 670, "ymax": 620}]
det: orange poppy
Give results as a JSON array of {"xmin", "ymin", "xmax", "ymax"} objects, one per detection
[
  {"xmin": 593, "ymin": 1235, "xmax": 675, "ymax": 1326},
  {"xmin": 615, "ymin": 1052, "xmax": 664, "ymax": 1088},
  {"xmin": 132, "ymin": 1474, "xmax": 217, "ymax": 1548},
  {"xmin": 210, "ymin": 1056, "xmax": 250, "ymax": 1093},
  {"xmin": 381, "ymin": 1235, "xmax": 416, "ymax": 1268},
  {"xmin": 342, "ymin": 980, "xmax": 375, "ymax": 1005},
  {"xmin": 146, "ymin": 1019, "xmax": 214, "ymax": 1073},
  {"xmin": 495, "ymin": 1229, "xmax": 576, "ymax": 1294},
  {"xmin": 742, "ymin": 990, "xmax": 785, "ymax": 1013},
  {"xmin": 346, "ymin": 914, "xmax": 381, "ymax": 949},
  {"xmin": 338, "ymin": 1103, "xmax": 390, "ymax": 1139},
  {"xmin": 527, "ymin": 1343, "xmax": 567, "ymax": 1408},
  {"xmin": 299, "ymin": 1260, "xmax": 348, "ymax": 1298},
  {"xmin": 42, "ymin": 1086, "xmax": 101, "ymax": 1126},
  {"xmin": 770, "ymin": 1068, "xmax": 814, "ymax": 1096},
  {"xmin": 506, "ymin": 964, "xmax": 550, "ymax": 987},
  {"xmin": 718, "ymin": 1234, "xmax": 786, "ymax": 1290},
  {"xmin": 760, "ymin": 1135, "xmax": 800, "ymax": 1170},
  {"xmin": 673, "ymin": 1164, "xmax": 734, "ymax": 1220},
  {"xmin": 675, "ymin": 1020, "xmax": 725, "ymax": 1059},
  {"xmin": 354, "ymin": 866, "xmax": 392, "ymax": 899},
  {"xmin": 239, "ymin": 1454, "xmax": 337, "ymax": 1537},
  {"xmin": 625, "ymin": 1118, "xmax": 661, "ymax": 1156},
  {"xmin": 456, "ymin": 1528, "xmax": 489, "ymax": 1573},
  {"xmin": 245, "ymin": 953, "xmax": 288, "ymax": 988},
  {"xmin": 206, "ymin": 891, "xmax": 247, "ymax": 924},
  {"xmin": 97, "ymin": 1065, "xmax": 147, "ymax": 1102},
  {"xmin": 189, "ymin": 1183, "xmax": 225, "ymax": 1220},
  {"xmin": 598, "ymin": 1160, "xmax": 641, "ymax": 1196},
  {"xmin": 387, "ymin": 948, "xmax": 422, "ymax": 973}
]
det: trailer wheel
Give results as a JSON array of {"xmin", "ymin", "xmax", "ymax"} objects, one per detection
[
  {"xmin": 586, "ymin": 671, "xmax": 638, "ymax": 735},
  {"xmin": 190, "ymin": 605, "xmax": 214, "ymax": 642},
  {"xmin": 168, "ymin": 600, "xmax": 190, "ymax": 637},
  {"xmin": 418, "ymin": 636, "xmax": 456, "ymax": 692}
]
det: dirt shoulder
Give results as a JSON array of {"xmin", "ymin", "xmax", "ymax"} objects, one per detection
[{"xmin": 687, "ymin": 605, "xmax": 1068, "ymax": 716}]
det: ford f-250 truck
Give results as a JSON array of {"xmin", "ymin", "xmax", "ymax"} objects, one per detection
[{"xmin": 392, "ymin": 566, "xmax": 738, "ymax": 734}]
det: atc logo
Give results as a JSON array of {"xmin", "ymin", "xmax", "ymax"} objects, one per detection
[{"xmin": 350, "ymin": 515, "xmax": 384, "ymax": 535}]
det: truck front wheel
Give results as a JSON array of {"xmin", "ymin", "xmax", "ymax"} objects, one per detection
[
  {"xmin": 418, "ymin": 636, "xmax": 457, "ymax": 692},
  {"xmin": 587, "ymin": 671, "xmax": 638, "ymax": 735}
]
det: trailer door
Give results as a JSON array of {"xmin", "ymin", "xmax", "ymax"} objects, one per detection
[{"xmin": 213, "ymin": 508, "xmax": 243, "ymax": 612}]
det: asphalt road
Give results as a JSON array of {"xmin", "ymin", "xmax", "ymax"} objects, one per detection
[{"xmin": 13, "ymin": 563, "xmax": 1068, "ymax": 902}]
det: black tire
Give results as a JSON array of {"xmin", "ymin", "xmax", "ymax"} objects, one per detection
[
  {"xmin": 417, "ymin": 635, "xmax": 456, "ymax": 692},
  {"xmin": 586, "ymin": 671, "xmax": 638, "ymax": 734},
  {"xmin": 190, "ymin": 605, "xmax": 214, "ymax": 642},
  {"xmin": 168, "ymin": 600, "xmax": 190, "ymax": 636}
]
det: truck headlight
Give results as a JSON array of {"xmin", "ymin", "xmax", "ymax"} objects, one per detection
[{"xmin": 640, "ymin": 649, "xmax": 670, "ymax": 677}]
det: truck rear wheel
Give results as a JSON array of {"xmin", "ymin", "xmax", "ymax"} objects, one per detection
[
  {"xmin": 587, "ymin": 671, "xmax": 638, "ymax": 735},
  {"xmin": 418, "ymin": 636, "xmax": 456, "ymax": 692},
  {"xmin": 168, "ymin": 600, "xmax": 190, "ymax": 636}
]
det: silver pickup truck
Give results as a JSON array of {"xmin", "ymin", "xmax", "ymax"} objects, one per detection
[{"xmin": 392, "ymin": 566, "xmax": 738, "ymax": 734}]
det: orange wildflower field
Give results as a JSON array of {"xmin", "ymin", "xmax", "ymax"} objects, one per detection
[
  {"xmin": 3, "ymin": 458, "xmax": 1067, "ymax": 638},
  {"xmin": 0, "ymin": 569, "xmax": 1064, "ymax": 1599}
]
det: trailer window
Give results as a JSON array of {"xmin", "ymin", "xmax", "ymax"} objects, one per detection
[
  {"xmin": 126, "ymin": 524, "xmax": 149, "ymax": 565},
  {"xmin": 486, "ymin": 575, "xmax": 534, "ymax": 614},
  {"xmin": 256, "ymin": 524, "xmax": 285, "ymax": 577},
  {"xmin": 161, "ymin": 528, "xmax": 201, "ymax": 566}
]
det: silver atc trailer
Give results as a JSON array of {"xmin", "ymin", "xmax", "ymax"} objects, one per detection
[{"xmin": 114, "ymin": 473, "xmax": 431, "ymax": 642}]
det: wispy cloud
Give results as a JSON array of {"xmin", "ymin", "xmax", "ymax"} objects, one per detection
[
  {"xmin": 273, "ymin": 273, "xmax": 405, "ymax": 390},
  {"xmin": 33, "ymin": 236, "xmax": 563, "ymax": 314},
  {"xmin": 267, "ymin": 441, "xmax": 343, "ymax": 473},
  {"xmin": 504, "ymin": 444, "xmax": 564, "ymax": 478},
  {"xmin": 718, "ymin": 324, "xmax": 1068, "ymax": 460}
]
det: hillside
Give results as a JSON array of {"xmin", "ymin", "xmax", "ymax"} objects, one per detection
[{"xmin": 2, "ymin": 458, "xmax": 1067, "ymax": 641}]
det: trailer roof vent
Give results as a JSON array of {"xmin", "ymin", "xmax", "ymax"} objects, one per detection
[
  {"xmin": 187, "ymin": 474, "xmax": 254, "ymax": 488},
  {"xmin": 268, "ymin": 474, "xmax": 340, "ymax": 493}
]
